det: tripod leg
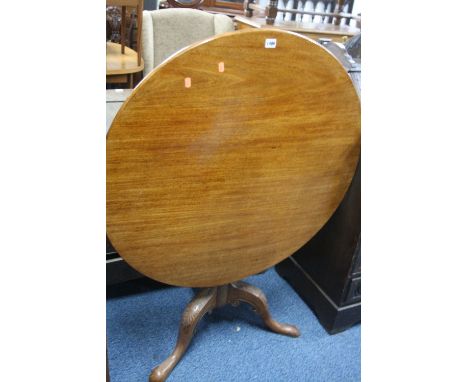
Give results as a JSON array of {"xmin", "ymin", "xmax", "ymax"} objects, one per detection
[
  {"xmin": 149, "ymin": 288, "xmax": 217, "ymax": 382},
  {"xmin": 228, "ymin": 281, "xmax": 300, "ymax": 337}
]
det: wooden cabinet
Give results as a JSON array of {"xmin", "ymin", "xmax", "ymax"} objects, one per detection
[
  {"xmin": 276, "ymin": 161, "xmax": 361, "ymax": 333},
  {"xmin": 276, "ymin": 40, "xmax": 361, "ymax": 333}
]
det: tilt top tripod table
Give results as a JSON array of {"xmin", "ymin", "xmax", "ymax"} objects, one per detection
[{"xmin": 107, "ymin": 28, "xmax": 360, "ymax": 381}]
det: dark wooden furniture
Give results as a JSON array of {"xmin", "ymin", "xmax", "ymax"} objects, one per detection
[
  {"xmin": 276, "ymin": 38, "xmax": 361, "ymax": 334},
  {"xmin": 106, "ymin": 4, "xmax": 140, "ymax": 50},
  {"xmin": 107, "ymin": 0, "xmax": 143, "ymax": 63},
  {"xmin": 107, "ymin": 30, "xmax": 360, "ymax": 381},
  {"xmin": 276, "ymin": 164, "xmax": 360, "ymax": 334},
  {"xmin": 161, "ymin": 0, "xmax": 244, "ymax": 11},
  {"xmin": 106, "ymin": 0, "xmax": 144, "ymax": 88},
  {"xmin": 204, "ymin": 0, "xmax": 244, "ymax": 11},
  {"xmin": 165, "ymin": 0, "xmax": 204, "ymax": 8}
]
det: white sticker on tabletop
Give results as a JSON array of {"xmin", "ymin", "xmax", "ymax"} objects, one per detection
[{"xmin": 265, "ymin": 38, "xmax": 277, "ymax": 48}]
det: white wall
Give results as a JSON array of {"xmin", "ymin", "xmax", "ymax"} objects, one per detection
[{"xmin": 352, "ymin": 0, "xmax": 362, "ymax": 14}]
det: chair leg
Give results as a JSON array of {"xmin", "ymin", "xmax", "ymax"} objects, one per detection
[
  {"xmin": 121, "ymin": 6, "xmax": 126, "ymax": 54},
  {"xmin": 128, "ymin": 73, "xmax": 134, "ymax": 89},
  {"xmin": 136, "ymin": 2, "xmax": 143, "ymax": 66}
]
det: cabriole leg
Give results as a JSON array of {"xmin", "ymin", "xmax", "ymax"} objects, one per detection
[{"xmin": 149, "ymin": 288, "xmax": 217, "ymax": 382}]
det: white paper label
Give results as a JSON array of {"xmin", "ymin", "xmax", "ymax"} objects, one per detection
[{"xmin": 265, "ymin": 39, "xmax": 277, "ymax": 48}]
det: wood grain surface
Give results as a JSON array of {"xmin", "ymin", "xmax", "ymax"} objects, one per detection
[
  {"xmin": 106, "ymin": 42, "xmax": 144, "ymax": 75},
  {"xmin": 106, "ymin": 29, "xmax": 360, "ymax": 287}
]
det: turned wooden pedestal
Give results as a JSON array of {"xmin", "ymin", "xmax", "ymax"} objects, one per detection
[{"xmin": 149, "ymin": 281, "xmax": 299, "ymax": 382}]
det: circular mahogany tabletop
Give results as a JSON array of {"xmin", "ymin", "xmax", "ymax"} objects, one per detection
[{"xmin": 107, "ymin": 29, "xmax": 360, "ymax": 287}]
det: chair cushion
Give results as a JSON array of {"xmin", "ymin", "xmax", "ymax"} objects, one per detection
[{"xmin": 142, "ymin": 9, "xmax": 234, "ymax": 77}]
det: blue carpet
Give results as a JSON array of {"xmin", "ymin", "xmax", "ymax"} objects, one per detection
[{"xmin": 107, "ymin": 268, "xmax": 360, "ymax": 382}]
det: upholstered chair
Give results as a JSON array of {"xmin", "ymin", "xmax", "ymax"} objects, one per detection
[{"xmin": 141, "ymin": 9, "xmax": 235, "ymax": 77}]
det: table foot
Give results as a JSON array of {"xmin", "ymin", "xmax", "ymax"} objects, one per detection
[{"xmin": 228, "ymin": 281, "xmax": 300, "ymax": 337}]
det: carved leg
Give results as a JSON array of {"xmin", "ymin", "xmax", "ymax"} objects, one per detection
[
  {"xmin": 228, "ymin": 281, "xmax": 300, "ymax": 337},
  {"xmin": 148, "ymin": 281, "xmax": 299, "ymax": 381},
  {"xmin": 149, "ymin": 288, "xmax": 217, "ymax": 382}
]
